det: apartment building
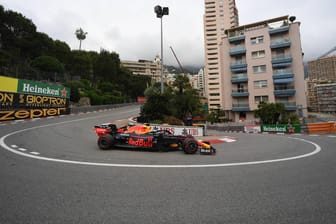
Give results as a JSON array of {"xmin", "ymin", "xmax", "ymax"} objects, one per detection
[
  {"xmin": 221, "ymin": 16, "xmax": 307, "ymax": 121},
  {"xmin": 203, "ymin": 0, "xmax": 307, "ymax": 121},
  {"xmin": 196, "ymin": 68, "xmax": 206, "ymax": 97},
  {"xmin": 307, "ymin": 54, "xmax": 336, "ymax": 112},
  {"xmin": 204, "ymin": 0, "xmax": 239, "ymax": 109},
  {"xmin": 121, "ymin": 56, "xmax": 167, "ymax": 83}
]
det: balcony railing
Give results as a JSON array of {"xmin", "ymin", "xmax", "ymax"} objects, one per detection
[
  {"xmin": 230, "ymin": 46, "xmax": 246, "ymax": 56},
  {"xmin": 228, "ymin": 35, "xmax": 245, "ymax": 43},
  {"xmin": 274, "ymin": 86, "xmax": 296, "ymax": 97},
  {"xmin": 275, "ymin": 101, "xmax": 297, "ymax": 111},
  {"xmin": 231, "ymin": 73, "xmax": 248, "ymax": 83},
  {"xmin": 273, "ymin": 70, "xmax": 294, "ymax": 79},
  {"xmin": 231, "ymin": 61, "xmax": 247, "ymax": 71},
  {"xmin": 270, "ymin": 39, "xmax": 291, "ymax": 49},
  {"xmin": 281, "ymin": 102, "xmax": 297, "ymax": 111},
  {"xmin": 232, "ymin": 104, "xmax": 250, "ymax": 111},
  {"xmin": 273, "ymin": 77, "xmax": 294, "ymax": 84},
  {"xmin": 272, "ymin": 55, "xmax": 292, "ymax": 64},
  {"xmin": 269, "ymin": 26, "xmax": 289, "ymax": 35},
  {"xmin": 231, "ymin": 90, "xmax": 249, "ymax": 97}
]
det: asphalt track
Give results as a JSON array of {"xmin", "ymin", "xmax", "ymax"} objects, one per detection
[{"xmin": 0, "ymin": 105, "xmax": 335, "ymax": 223}]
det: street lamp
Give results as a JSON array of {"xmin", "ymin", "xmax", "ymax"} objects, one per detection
[{"xmin": 154, "ymin": 5, "xmax": 169, "ymax": 94}]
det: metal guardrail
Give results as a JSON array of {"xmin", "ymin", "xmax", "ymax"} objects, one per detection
[{"xmin": 69, "ymin": 103, "xmax": 138, "ymax": 114}]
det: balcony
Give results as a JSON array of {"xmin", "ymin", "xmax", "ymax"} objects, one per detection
[
  {"xmin": 230, "ymin": 61, "xmax": 247, "ymax": 72},
  {"xmin": 273, "ymin": 69, "xmax": 294, "ymax": 79},
  {"xmin": 230, "ymin": 46, "xmax": 246, "ymax": 56},
  {"xmin": 275, "ymin": 101, "xmax": 297, "ymax": 111},
  {"xmin": 231, "ymin": 90, "xmax": 249, "ymax": 97},
  {"xmin": 272, "ymin": 55, "xmax": 292, "ymax": 65},
  {"xmin": 270, "ymin": 39, "xmax": 291, "ymax": 49},
  {"xmin": 231, "ymin": 73, "xmax": 248, "ymax": 83},
  {"xmin": 274, "ymin": 85, "xmax": 296, "ymax": 97},
  {"xmin": 269, "ymin": 26, "xmax": 289, "ymax": 35},
  {"xmin": 273, "ymin": 78, "xmax": 294, "ymax": 84},
  {"xmin": 283, "ymin": 102, "xmax": 297, "ymax": 111},
  {"xmin": 228, "ymin": 35, "xmax": 245, "ymax": 43},
  {"xmin": 232, "ymin": 104, "xmax": 250, "ymax": 112}
]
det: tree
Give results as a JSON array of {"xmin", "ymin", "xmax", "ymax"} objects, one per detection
[
  {"xmin": 172, "ymin": 74, "xmax": 191, "ymax": 94},
  {"xmin": 67, "ymin": 50, "xmax": 92, "ymax": 80},
  {"xmin": 141, "ymin": 83, "xmax": 172, "ymax": 121},
  {"xmin": 75, "ymin": 28, "xmax": 87, "ymax": 50},
  {"xmin": 93, "ymin": 49, "xmax": 120, "ymax": 83},
  {"xmin": 254, "ymin": 102, "xmax": 287, "ymax": 124},
  {"xmin": 206, "ymin": 106, "xmax": 226, "ymax": 123},
  {"xmin": 31, "ymin": 55, "xmax": 64, "ymax": 81}
]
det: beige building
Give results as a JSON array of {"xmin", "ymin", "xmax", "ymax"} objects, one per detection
[
  {"xmin": 203, "ymin": 0, "xmax": 307, "ymax": 121},
  {"xmin": 307, "ymin": 54, "xmax": 336, "ymax": 112},
  {"xmin": 121, "ymin": 56, "xmax": 168, "ymax": 83},
  {"xmin": 204, "ymin": 0, "xmax": 239, "ymax": 109}
]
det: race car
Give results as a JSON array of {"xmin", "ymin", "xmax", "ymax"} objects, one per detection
[{"xmin": 94, "ymin": 123, "xmax": 216, "ymax": 155}]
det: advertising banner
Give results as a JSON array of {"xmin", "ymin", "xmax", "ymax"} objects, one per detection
[
  {"xmin": 17, "ymin": 79, "xmax": 70, "ymax": 98},
  {"xmin": 244, "ymin": 124, "xmax": 261, "ymax": 133},
  {"xmin": 0, "ymin": 76, "xmax": 71, "ymax": 121},
  {"xmin": 261, "ymin": 124, "xmax": 301, "ymax": 133},
  {"xmin": 0, "ymin": 91, "xmax": 70, "ymax": 121},
  {"xmin": 150, "ymin": 125, "xmax": 204, "ymax": 137}
]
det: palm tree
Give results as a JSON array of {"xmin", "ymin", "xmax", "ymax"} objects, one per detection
[{"xmin": 75, "ymin": 28, "xmax": 88, "ymax": 50}]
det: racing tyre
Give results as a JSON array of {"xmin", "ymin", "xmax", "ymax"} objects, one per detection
[
  {"xmin": 97, "ymin": 134, "xmax": 114, "ymax": 150},
  {"xmin": 183, "ymin": 138, "xmax": 198, "ymax": 154}
]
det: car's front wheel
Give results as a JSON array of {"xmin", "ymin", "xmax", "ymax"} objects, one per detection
[
  {"xmin": 183, "ymin": 138, "xmax": 198, "ymax": 154},
  {"xmin": 97, "ymin": 134, "xmax": 114, "ymax": 150}
]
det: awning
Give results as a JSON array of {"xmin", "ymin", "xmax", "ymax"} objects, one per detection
[{"xmin": 274, "ymin": 78, "xmax": 294, "ymax": 84}]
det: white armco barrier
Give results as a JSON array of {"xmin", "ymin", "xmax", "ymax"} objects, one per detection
[{"xmin": 150, "ymin": 124, "xmax": 204, "ymax": 137}]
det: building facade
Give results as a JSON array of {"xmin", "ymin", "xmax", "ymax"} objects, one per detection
[
  {"xmin": 307, "ymin": 55, "xmax": 336, "ymax": 112},
  {"xmin": 203, "ymin": 0, "xmax": 307, "ymax": 121},
  {"xmin": 203, "ymin": 0, "xmax": 239, "ymax": 109},
  {"xmin": 121, "ymin": 56, "xmax": 168, "ymax": 83}
]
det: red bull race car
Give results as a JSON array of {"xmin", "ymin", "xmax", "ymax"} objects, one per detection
[{"xmin": 94, "ymin": 123, "xmax": 216, "ymax": 155}]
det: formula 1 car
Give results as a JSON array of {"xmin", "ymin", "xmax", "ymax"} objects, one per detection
[{"xmin": 94, "ymin": 123, "xmax": 216, "ymax": 155}]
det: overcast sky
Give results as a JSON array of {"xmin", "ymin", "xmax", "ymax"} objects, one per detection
[{"xmin": 1, "ymin": 0, "xmax": 335, "ymax": 67}]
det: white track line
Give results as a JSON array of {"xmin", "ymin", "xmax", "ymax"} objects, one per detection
[{"xmin": 0, "ymin": 111, "xmax": 322, "ymax": 168}]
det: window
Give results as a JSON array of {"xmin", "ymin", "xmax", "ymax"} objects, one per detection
[
  {"xmin": 251, "ymin": 36, "xmax": 264, "ymax": 45},
  {"xmin": 237, "ymin": 83, "xmax": 246, "ymax": 92},
  {"xmin": 253, "ymin": 65, "xmax": 266, "ymax": 73},
  {"xmin": 255, "ymin": 96, "xmax": 269, "ymax": 104},
  {"xmin": 254, "ymin": 80, "xmax": 268, "ymax": 88},
  {"xmin": 275, "ymin": 49, "xmax": 285, "ymax": 57},
  {"xmin": 252, "ymin": 50, "xmax": 265, "ymax": 59}
]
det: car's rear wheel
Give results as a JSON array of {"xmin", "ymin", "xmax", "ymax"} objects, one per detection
[
  {"xmin": 97, "ymin": 134, "xmax": 114, "ymax": 150},
  {"xmin": 183, "ymin": 138, "xmax": 198, "ymax": 154}
]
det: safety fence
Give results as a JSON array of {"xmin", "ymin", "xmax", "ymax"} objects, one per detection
[{"xmin": 306, "ymin": 121, "xmax": 336, "ymax": 134}]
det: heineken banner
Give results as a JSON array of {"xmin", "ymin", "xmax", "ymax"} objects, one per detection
[
  {"xmin": 0, "ymin": 76, "xmax": 70, "ymax": 121},
  {"xmin": 261, "ymin": 124, "xmax": 301, "ymax": 133}
]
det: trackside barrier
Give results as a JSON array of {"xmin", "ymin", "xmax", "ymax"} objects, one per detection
[
  {"xmin": 70, "ymin": 103, "xmax": 137, "ymax": 114},
  {"xmin": 150, "ymin": 124, "xmax": 205, "ymax": 137},
  {"xmin": 307, "ymin": 121, "xmax": 336, "ymax": 134}
]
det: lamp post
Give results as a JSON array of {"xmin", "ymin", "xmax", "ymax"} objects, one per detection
[{"xmin": 154, "ymin": 5, "xmax": 169, "ymax": 94}]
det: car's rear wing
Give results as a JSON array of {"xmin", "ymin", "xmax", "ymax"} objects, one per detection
[{"xmin": 94, "ymin": 123, "xmax": 118, "ymax": 136}]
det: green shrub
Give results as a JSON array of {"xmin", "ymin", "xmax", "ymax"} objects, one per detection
[{"xmin": 163, "ymin": 116, "xmax": 184, "ymax": 125}]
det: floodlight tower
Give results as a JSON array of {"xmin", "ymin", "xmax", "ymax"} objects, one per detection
[{"xmin": 154, "ymin": 5, "xmax": 169, "ymax": 94}]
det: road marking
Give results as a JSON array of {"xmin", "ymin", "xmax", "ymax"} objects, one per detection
[
  {"xmin": 220, "ymin": 137, "xmax": 237, "ymax": 143},
  {"xmin": 30, "ymin": 152, "xmax": 40, "ymax": 155},
  {"xmin": 18, "ymin": 148, "xmax": 27, "ymax": 152},
  {"xmin": 0, "ymin": 111, "xmax": 322, "ymax": 168}
]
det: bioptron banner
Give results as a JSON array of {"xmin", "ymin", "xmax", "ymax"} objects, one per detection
[{"xmin": 0, "ymin": 76, "xmax": 71, "ymax": 121}]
